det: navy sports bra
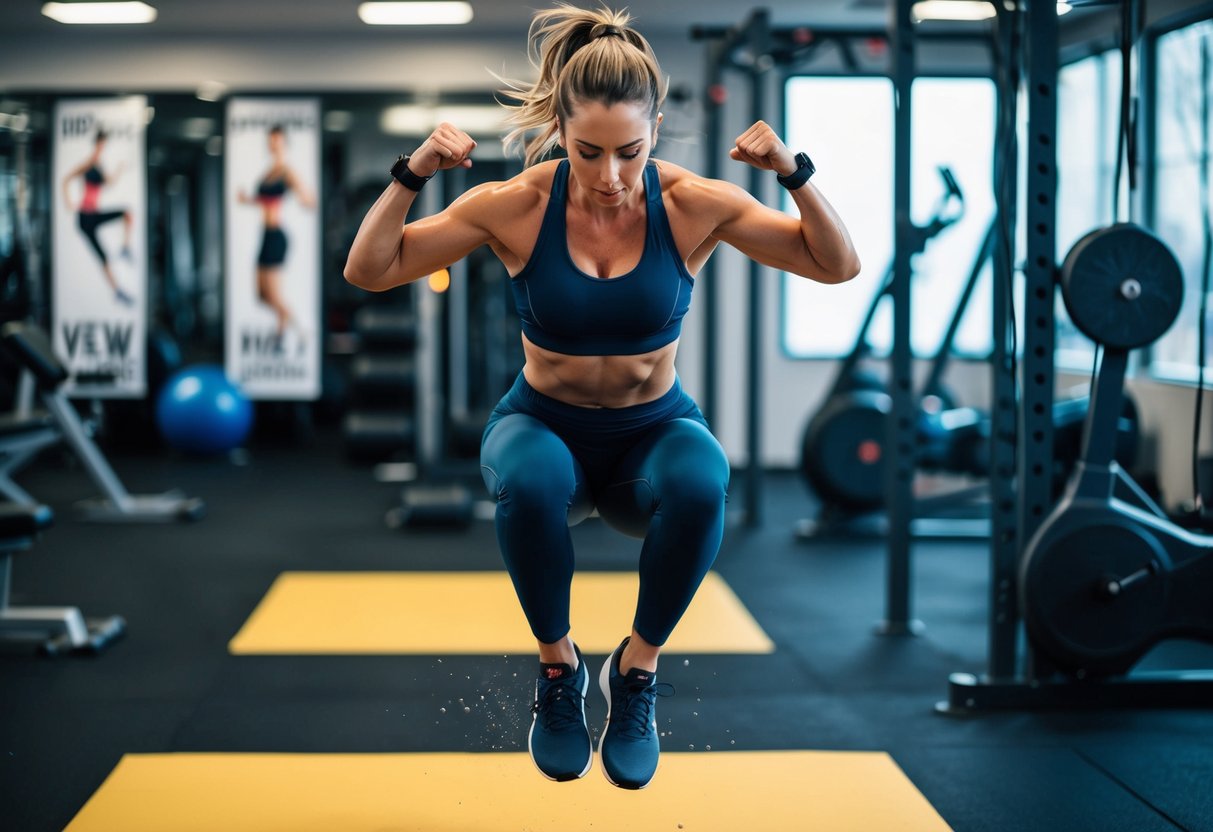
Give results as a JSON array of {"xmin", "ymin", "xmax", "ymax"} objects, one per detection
[
  {"xmin": 510, "ymin": 159, "xmax": 694, "ymax": 356},
  {"xmin": 257, "ymin": 176, "xmax": 288, "ymax": 201}
]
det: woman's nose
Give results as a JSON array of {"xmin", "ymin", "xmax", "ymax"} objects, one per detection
[{"xmin": 601, "ymin": 158, "xmax": 620, "ymax": 185}]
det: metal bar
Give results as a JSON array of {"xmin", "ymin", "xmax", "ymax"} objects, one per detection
[
  {"xmin": 987, "ymin": 4, "xmax": 1022, "ymax": 676},
  {"xmin": 690, "ymin": 25, "xmax": 991, "ymax": 43},
  {"xmin": 447, "ymin": 165, "xmax": 469, "ymax": 421},
  {"xmin": 827, "ymin": 267, "xmax": 892, "ymax": 400},
  {"xmin": 922, "ymin": 221, "xmax": 996, "ymax": 399},
  {"xmin": 415, "ymin": 183, "xmax": 442, "ymax": 469},
  {"xmin": 1020, "ymin": 0, "xmax": 1060, "ymax": 682},
  {"xmin": 0, "ymin": 555, "xmax": 11, "ymax": 610},
  {"xmin": 744, "ymin": 10, "xmax": 771, "ymax": 528},
  {"xmin": 41, "ymin": 392, "xmax": 133, "ymax": 511},
  {"xmin": 15, "ymin": 370, "xmax": 35, "ymax": 420},
  {"xmin": 1079, "ymin": 349, "xmax": 1129, "ymax": 469},
  {"xmin": 940, "ymin": 670, "xmax": 1213, "ymax": 714},
  {"xmin": 882, "ymin": 0, "xmax": 917, "ymax": 632},
  {"xmin": 701, "ymin": 41, "xmax": 724, "ymax": 432}
]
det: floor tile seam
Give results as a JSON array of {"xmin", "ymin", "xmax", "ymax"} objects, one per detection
[{"xmin": 1072, "ymin": 748, "xmax": 1190, "ymax": 832}]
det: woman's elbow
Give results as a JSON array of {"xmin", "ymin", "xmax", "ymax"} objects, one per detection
[
  {"xmin": 823, "ymin": 254, "xmax": 862, "ymax": 284},
  {"xmin": 801, "ymin": 255, "xmax": 860, "ymax": 285},
  {"xmin": 841, "ymin": 254, "xmax": 862, "ymax": 282},
  {"xmin": 343, "ymin": 262, "xmax": 377, "ymax": 291}
]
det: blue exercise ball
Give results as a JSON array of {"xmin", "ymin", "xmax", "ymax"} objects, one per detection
[{"xmin": 156, "ymin": 365, "xmax": 253, "ymax": 454}]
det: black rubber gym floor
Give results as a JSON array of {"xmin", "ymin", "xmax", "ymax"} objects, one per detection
[{"xmin": 3, "ymin": 434, "xmax": 1212, "ymax": 831}]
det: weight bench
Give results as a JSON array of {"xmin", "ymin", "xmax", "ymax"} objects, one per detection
[
  {"xmin": 0, "ymin": 413, "xmax": 59, "ymax": 503},
  {"xmin": 0, "ymin": 321, "xmax": 205, "ymax": 522},
  {"xmin": 0, "ymin": 502, "xmax": 125, "ymax": 655}
]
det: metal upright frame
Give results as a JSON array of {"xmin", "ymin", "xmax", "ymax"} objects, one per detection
[
  {"xmin": 940, "ymin": 0, "xmax": 1213, "ymax": 712},
  {"xmin": 987, "ymin": 0, "xmax": 1027, "ymax": 685},
  {"xmin": 882, "ymin": 0, "xmax": 921, "ymax": 635},
  {"xmin": 694, "ymin": 10, "xmax": 774, "ymax": 528}
]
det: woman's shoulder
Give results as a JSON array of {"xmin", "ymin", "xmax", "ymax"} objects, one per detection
[
  {"xmin": 653, "ymin": 159, "xmax": 732, "ymax": 211},
  {"xmin": 509, "ymin": 159, "xmax": 561, "ymax": 195},
  {"xmin": 453, "ymin": 160, "xmax": 558, "ymax": 214}
]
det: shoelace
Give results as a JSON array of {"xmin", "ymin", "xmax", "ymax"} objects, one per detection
[
  {"xmin": 614, "ymin": 680, "xmax": 675, "ymax": 740},
  {"xmin": 532, "ymin": 677, "xmax": 588, "ymax": 732}
]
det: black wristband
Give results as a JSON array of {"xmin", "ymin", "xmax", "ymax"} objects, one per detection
[
  {"xmin": 776, "ymin": 151, "xmax": 815, "ymax": 191},
  {"xmin": 390, "ymin": 154, "xmax": 433, "ymax": 192}
]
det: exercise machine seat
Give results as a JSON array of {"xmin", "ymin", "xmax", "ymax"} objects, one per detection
[
  {"xmin": 0, "ymin": 413, "xmax": 56, "ymax": 439},
  {"xmin": 0, "ymin": 322, "xmax": 69, "ymax": 392}
]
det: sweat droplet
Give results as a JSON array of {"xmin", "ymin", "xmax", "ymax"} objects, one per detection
[
  {"xmin": 705, "ymin": 745, "xmax": 711, "ymax": 751},
  {"xmin": 439, "ymin": 708, "xmax": 446, "ymax": 714},
  {"xmin": 463, "ymin": 707, "xmax": 471, "ymax": 714},
  {"xmin": 688, "ymin": 744, "xmax": 695, "ymax": 750},
  {"xmin": 682, "ymin": 659, "xmax": 690, "ymax": 666}
]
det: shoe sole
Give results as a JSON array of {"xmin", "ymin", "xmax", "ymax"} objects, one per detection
[
  {"xmin": 598, "ymin": 645, "xmax": 655, "ymax": 790},
  {"xmin": 528, "ymin": 663, "xmax": 592, "ymax": 782}
]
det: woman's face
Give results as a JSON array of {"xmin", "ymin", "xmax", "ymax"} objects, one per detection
[
  {"xmin": 268, "ymin": 131, "xmax": 285, "ymax": 155},
  {"xmin": 559, "ymin": 99, "xmax": 661, "ymax": 208}
]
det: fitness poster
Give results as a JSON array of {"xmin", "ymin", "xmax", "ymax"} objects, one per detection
[
  {"xmin": 52, "ymin": 96, "xmax": 148, "ymax": 398},
  {"xmin": 224, "ymin": 97, "xmax": 321, "ymax": 400}
]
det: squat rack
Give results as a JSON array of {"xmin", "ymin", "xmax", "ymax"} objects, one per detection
[
  {"xmin": 692, "ymin": 11, "xmax": 990, "ymax": 637},
  {"xmin": 942, "ymin": 0, "xmax": 1213, "ymax": 712}
]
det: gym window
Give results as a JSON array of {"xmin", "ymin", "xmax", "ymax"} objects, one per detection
[
  {"xmin": 1150, "ymin": 19, "xmax": 1213, "ymax": 385},
  {"xmin": 1056, "ymin": 48, "xmax": 1122, "ymax": 371},
  {"xmin": 781, "ymin": 75, "xmax": 996, "ymax": 360}
]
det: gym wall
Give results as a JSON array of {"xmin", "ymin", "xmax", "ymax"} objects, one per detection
[{"xmin": 0, "ymin": 14, "xmax": 1208, "ymax": 507}]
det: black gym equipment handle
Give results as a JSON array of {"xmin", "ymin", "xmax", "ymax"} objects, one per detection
[{"xmin": 1101, "ymin": 562, "xmax": 1157, "ymax": 598}]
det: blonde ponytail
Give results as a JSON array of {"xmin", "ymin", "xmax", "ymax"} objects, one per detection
[{"xmin": 500, "ymin": 4, "xmax": 667, "ymax": 167}]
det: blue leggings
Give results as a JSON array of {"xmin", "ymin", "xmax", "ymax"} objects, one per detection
[{"xmin": 480, "ymin": 373, "xmax": 730, "ymax": 647}]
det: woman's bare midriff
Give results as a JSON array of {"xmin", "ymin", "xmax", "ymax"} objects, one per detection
[
  {"xmin": 261, "ymin": 203, "xmax": 282, "ymax": 229},
  {"xmin": 521, "ymin": 336, "xmax": 679, "ymax": 409}
]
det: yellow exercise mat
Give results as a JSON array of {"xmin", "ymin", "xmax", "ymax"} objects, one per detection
[
  {"xmin": 229, "ymin": 571, "xmax": 773, "ymax": 655},
  {"xmin": 66, "ymin": 751, "xmax": 952, "ymax": 832}
]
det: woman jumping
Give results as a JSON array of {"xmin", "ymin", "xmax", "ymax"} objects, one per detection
[{"xmin": 345, "ymin": 3, "xmax": 859, "ymax": 790}]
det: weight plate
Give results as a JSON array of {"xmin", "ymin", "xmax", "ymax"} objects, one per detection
[
  {"xmin": 801, "ymin": 391, "xmax": 890, "ymax": 510},
  {"xmin": 1060, "ymin": 224, "xmax": 1184, "ymax": 350},
  {"xmin": 1021, "ymin": 508, "xmax": 1170, "ymax": 675}
]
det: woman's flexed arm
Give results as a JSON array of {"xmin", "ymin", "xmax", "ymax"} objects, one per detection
[
  {"xmin": 343, "ymin": 122, "xmax": 487, "ymax": 292},
  {"xmin": 712, "ymin": 120, "xmax": 861, "ymax": 284}
]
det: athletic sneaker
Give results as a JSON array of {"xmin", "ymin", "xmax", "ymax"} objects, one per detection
[
  {"xmin": 528, "ymin": 643, "xmax": 592, "ymax": 782},
  {"xmin": 598, "ymin": 637, "xmax": 674, "ymax": 790}
]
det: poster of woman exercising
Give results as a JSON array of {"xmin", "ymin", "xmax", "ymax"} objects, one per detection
[
  {"xmin": 53, "ymin": 96, "xmax": 147, "ymax": 398},
  {"xmin": 225, "ymin": 97, "xmax": 321, "ymax": 401}
]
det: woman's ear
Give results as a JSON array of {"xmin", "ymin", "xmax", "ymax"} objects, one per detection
[{"xmin": 555, "ymin": 118, "xmax": 565, "ymax": 149}]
